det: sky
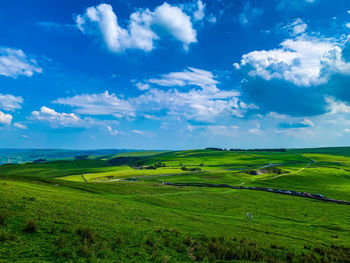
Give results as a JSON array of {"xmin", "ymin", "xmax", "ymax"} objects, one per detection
[{"xmin": 1, "ymin": 0, "xmax": 350, "ymax": 150}]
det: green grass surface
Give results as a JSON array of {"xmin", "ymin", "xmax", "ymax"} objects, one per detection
[{"xmin": 0, "ymin": 148, "xmax": 350, "ymax": 262}]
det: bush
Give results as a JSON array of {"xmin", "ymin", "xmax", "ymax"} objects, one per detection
[
  {"xmin": 0, "ymin": 230, "xmax": 16, "ymax": 242},
  {"xmin": 181, "ymin": 166, "xmax": 201, "ymax": 171},
  {"xmin": 23, "ymin": 219, "xmax": 37, "ymax": 233},
  {"xmin": 0, "ymin": 213, "xmax": 7, "ymax": 226}
]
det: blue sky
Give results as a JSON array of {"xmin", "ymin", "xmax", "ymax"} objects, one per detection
[{"xmin": 1, "ymin": 0, "xmax": 350, "ymax": 149}]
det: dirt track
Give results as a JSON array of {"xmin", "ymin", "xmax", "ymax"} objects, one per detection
[{"xmin": 163, "ymin": 182, "xmax": 350, "ymax": 206}]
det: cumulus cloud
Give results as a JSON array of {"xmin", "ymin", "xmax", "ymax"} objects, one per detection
[
  {"xmin": 54, "ymin": 67, "xmax": 256, "ymax": 123},
  {"xmin": 133, "ymin": 67, "xmax": 256, "ymax": 122},
  {"xmin": 133, "ymin": 87, "xmax": 244, "ymax": 122},
  {"xmin": 326, "ymin": 97, "xmax": 350, "ymax": 114},
  {"xmin": 234, "ymin": 23, "xmax": 350, "ymax": 117},
  {"xmin": 0, "ymin": 93, "xmax": 23, "ymax": 111},
  {"xmin": 30, "ymin": 106, "xmax": 83, "ymax": 127},
  {"xmin": 53, "ymin": 91, "xmax": 135, "ymax": 118},
  {"xmin": 234, "ymin": 33, "xmax": 347, "ymax": 87},
  {"xmin": 0, "ymin": 111, "xmax": 12, "ymax": 125},
  {"xmin": 76, "ymin": 2, "xmax": 197, "ymax": 52},
  {"xmin": 0, "ymin": 48, "xmax": 42, "ymax": 78}
]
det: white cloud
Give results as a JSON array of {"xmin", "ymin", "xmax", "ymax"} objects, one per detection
[
  {"xmin": 135, "ymin": 82, "xmax": 150, "ymax": 91},
  {"xmin": 346, "ymin": 23, "xmax": 350, "ymax": 29},
  {"xmin": 133, "ymin": 87, "xmax": 244, "ymax": 122},
  {"xmin": 248, "ymin": 128, "xmax": 263, "ymax": 135},
  {"xmin": 326, "ymin": 97, "xmax": 350, "ymax": 114},
  {"xmin": 142, "ymin": 114, "xmax": 159, "ymax": 120},
  {"xmin": 208, "ymin": 15, "xmax": 216, "ymax": 24},
  {"xmin": 30, "ymin": 106, "xmax": 83, "ymax": 127},
  {"xmin": 267, "ymin": 112, "xmax": 288, "ymax": 119},
  {"xmin": 193, "ymin": 0, "xmax": 205, "ymax": 21},
  {"xmin": 239, "ymin": 1, "xmax": 263, "ymax": 26},
  {"xmin": 0, "ymin": 93, "xmax": 23, "ymax": 111},
  {"xmin": 285, "ymin": 18, "xmax": 307, "ymax": 35},
  {"xmin": 235, "ymin": 31, "xmax": 350, "ymax": 87},
  {"xmin": 13, "ymin": 122, "xmax": 27, "ymax": 129},
  {"xmin": 76, "ymin": 2, "xmax": 197, "ymax": 52},
  {"xmin": 53, "ymin": 91, "xmax": 135, "ymax": 118},
  {"xmin": 0, "ymin": 111, "xmax": 12, "ymax": 125},
  {"xmin": 301, "ymin": 118, "xmax": 314, "ymax": 127},
  {"xmin": 0, "ymin": 48, "xmax": 42, "ymax": 78},
  {"xmin": 106, "ymin": 125, "xmax": 119, "ymax": 135},
  {"xmin": 345, "ymin": 128, "xmax": 350, "ymax": 133},
  {"xmin": 132, "ymin": 129, "xmax": 144, "ymax": 135},
  {"xmin": 55, "ymin": 68, "xmax": 256, "ymax": 123},
  {"xmin": 148, "ymin": 67, "xmax": 218, "ymax": 92}
]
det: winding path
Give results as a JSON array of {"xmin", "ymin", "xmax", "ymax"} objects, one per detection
[{"xmin": 163, "ymin": 182, "xmax": 350, "ymax": 206}]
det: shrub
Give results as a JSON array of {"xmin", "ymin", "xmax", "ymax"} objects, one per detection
[
  {"xmin": 0, "ymin": 230, "xmax": 16, "ymax": 242},
  {"xmin": 23, "ymin": 219, "xmax": 37, "ymax": 233},
  {"xmin": 0, "ymin": 213, "xmax": 6, "ymax": 226}
]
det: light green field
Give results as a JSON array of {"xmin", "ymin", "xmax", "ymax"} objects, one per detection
[{"xmin": 0, "ymin": 148, "xmax": 350, "ymax": 262}]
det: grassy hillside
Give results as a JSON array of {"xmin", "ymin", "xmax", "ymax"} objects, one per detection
[
  {"xmin": 290, "ymin": 146, "xmax": 350, "ymax": 157},
  {"xmin": 0, "ymin": 149, "xmax": 350, "ymax": 262}
]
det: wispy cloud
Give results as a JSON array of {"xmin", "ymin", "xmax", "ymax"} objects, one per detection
[
  {"xmin": 53, "ymin": 91, "xmax": 135, "ymax": 118},
  {"xmin": 0, "ymin": 93, "xmax": 23, "ymax": 111},
  {"xmin": 0, "ymin": 47, "xmax": 42, "ymax": 78},
  {"xmin": 148, "ymin": 67, "xmax": 218, "ymax": 92},
  {"xmin": 13, "ymin": 122, "xmax": 27, "ymax": 129}
]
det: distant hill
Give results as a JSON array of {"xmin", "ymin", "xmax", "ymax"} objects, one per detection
[{"xmin": 0, "ymin": 149, "xmax": 144, "ymax": 164}]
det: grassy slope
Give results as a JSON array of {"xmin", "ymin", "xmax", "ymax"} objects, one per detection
[
  {"xmin": 290, "ymin": 146, "xmax": 350, "ymax": 157},
  {"xmin": 0, "ymin": 149, "xmax": 350, "ymax": 262}
]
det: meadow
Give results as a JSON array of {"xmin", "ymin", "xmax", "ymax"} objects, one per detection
[{"xmin": 0, "ymin": 148, "xmax": 349, "ymax": 262}]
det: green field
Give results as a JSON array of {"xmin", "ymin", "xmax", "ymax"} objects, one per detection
[{"xmin": 0, "ymin": 148, "xmax": 350, "ymax": 262}]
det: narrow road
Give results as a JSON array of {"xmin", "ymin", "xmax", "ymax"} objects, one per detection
[{"xmin": 163, "ymin": 182, "xmax": 350, "ymax": 205}]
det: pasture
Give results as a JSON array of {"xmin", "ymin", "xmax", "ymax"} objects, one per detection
[{"xmin": 0, "ymin": 148, "xmax": 349, "ymax": 262}]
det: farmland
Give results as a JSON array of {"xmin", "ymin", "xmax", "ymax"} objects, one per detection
[{"xmin": 0, "ymin": 148, "xmax": 350, "ymax": 262}]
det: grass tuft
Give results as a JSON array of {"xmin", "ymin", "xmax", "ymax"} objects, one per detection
[
  {"xmin": 77, "ymin": 227, "xmax": 94, "ymax": 242},
  {"xmin": 23, "ymin": 219, "xmax": 37, "ymax": 233}
]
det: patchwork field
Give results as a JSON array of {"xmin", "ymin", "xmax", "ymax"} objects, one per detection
[{"xmin": 0, "ymin": 148, "xmax": 350, "ymax": 262}]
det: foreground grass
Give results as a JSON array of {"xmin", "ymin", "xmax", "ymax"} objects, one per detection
[{"xmin": 0, "ymin": 149, "xmax": 350, "ymax": 262}]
